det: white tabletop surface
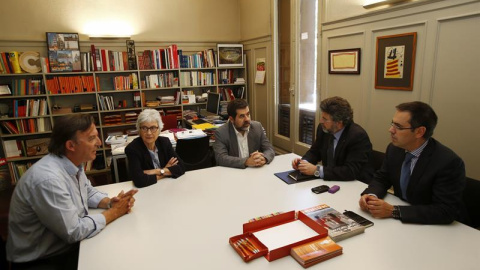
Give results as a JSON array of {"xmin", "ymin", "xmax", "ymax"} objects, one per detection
[{"xmin": 79, "ymin": 153, "xmax": 480, "ymax": 270}]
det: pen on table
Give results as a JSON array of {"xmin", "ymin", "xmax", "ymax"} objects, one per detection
[
  {"xmin": 244, "ymin": 238, "xmax": 259, "ymax": 253},
  {"xmin": 239, "ymin": 240, "xmax": 257, "ymax": 254},
  {"xmin": 234, "ymin": 242, "xmax": 248, "ymax": 257}
]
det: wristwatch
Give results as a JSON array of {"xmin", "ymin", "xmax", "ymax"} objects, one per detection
[
  {"xmin": 160, "ymin": 169, "xmax": 165, "ymax": 176},
  {"xmin": 314, "ymin": 165, "xmax": 321, "ymax": 178}
]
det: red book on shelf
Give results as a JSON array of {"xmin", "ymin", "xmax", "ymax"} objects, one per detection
[
  {"xmin": 1, "ymin": 53, "xmax": 11, "ymax": 73},
  {"xmin": 101, "ymin": 49, "xmax": 108, "ymax": 71}
]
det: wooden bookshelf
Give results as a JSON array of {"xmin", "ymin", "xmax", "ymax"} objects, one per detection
[{"xmin": 0, "ymin": 45, "xmax": 247, "ymax": 185}]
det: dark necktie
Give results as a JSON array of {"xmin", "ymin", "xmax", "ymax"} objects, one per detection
[
  {"xmin": 400, "ymin": 152, "xmax": 414, "ymax": 200},
  {"xmin": 327, "ymin": 136, "xmax": 335, "ymax": 167}
]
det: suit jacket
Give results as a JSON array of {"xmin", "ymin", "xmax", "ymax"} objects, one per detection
[
  {"xmin": 362, "ymin": 138, "xmax": 467, "ymax": 224},
  {"xmin": 125, "ymin": 136, "xmax": 185, "ymax": 188},
  {"xmin": 213, "ymin": 121, "xmax": 275, "ymax": 169},
  {"xmin": 303, "ymin": 122, "xmax": 374, "ymax": 182}
]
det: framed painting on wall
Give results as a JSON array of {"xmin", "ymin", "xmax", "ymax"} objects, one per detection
[
  {"xmin": 328, "ymin": 48, "xmax": 361, "ymax": 74},
  {"xmin": 217, "ymin": 44, "xmax": 244, "ymax": 67},
  {"xmin": 46, "ymin": 32, "xmax": 81, "ymax": 72},
  {"xmin": 375, "ymin": 32, "xmax": 417, "ymax": 91}
]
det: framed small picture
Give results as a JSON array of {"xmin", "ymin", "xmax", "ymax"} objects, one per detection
[
  {"xmin": 46, "ymin": 32, "xmax": 81, "ymax": 72},
  {"xmin": 375, "ymin": 32, "xmax": 417, "ymax": 91},
  {"xmin": 328, "ymin": 48, "xmax": 361, "ymax": 74},
  {"xmin": 217, "ymin": 44, "xmax": 244, "ymax": 67}
]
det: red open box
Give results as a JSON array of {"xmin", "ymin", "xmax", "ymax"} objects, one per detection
[{"xmin": 229, "ymin": 210, "xmax": 328, "ymax": 262}]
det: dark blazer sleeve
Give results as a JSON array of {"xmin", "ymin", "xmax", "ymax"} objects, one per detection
[
  {"xmin": 155, "ymin": 137, "xmax": 185, "ymax": 178},
  {"xmin": 302, "ymin": 124, "xmax": 325, "ymax": 165},
  {"xmin": 323, "ymin": 123, "xmax": 373, "ymax": 181},
  {"xmin": 363, "ymin": 140, "xmax": 466, "ymax": 224}
]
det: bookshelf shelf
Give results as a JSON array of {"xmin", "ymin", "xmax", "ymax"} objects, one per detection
[{"xmin": 0, "ymin": 44, "xmax": 247, "ymax": 185}]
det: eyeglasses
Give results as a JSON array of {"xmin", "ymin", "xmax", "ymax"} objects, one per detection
[
  {"xmin": 390, "ymin": 121, "xmax": 417, "ymax": 131},
  {"xmin": 140, "ymin": 126, "xmax": 159, "ymax": 133}
]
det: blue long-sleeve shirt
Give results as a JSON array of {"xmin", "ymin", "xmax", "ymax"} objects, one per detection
[{"xmin": 7, "ymin": 154, "xmax": 108, "ymax": 263}]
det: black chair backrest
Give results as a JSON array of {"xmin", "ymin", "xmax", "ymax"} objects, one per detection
[
  {"xmin": 463, "ymin": 177, "xmax": 480, "ymax": 229},
  {"xmin": 175, "ymin": 136, "xmax": 213, "ymax": 171},
  {"xmin": 371, "ymin": 150, "xmax": 386, "ymax": 172}
]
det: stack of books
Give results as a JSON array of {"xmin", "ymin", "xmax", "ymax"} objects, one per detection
[
  {"xmin": 300, "ymin": 204, "xmax": 365, "ymax": 242},
  {"xmin": 290, "ymin": 236, "xmax": 343, "ymax": 268}
]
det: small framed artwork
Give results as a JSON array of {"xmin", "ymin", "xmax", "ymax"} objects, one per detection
[
  {"xmin": 328, "ymin": 48, "xmax": 361, "ymax": 74},
  {"xmin": 375, "ymin": 32, "xmax": 417, "ymax": 91},
  {"xmin": 46, "ymin": 32, "xmax": 81, "ymax": 72},
  {"xmin": 217, "ymin": 44, "xmax": 244, "ymax": 67}
]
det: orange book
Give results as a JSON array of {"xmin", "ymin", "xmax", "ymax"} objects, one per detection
[{"xmin": 290, "ymin": 236, "xmax": 342, "ymax": 268}]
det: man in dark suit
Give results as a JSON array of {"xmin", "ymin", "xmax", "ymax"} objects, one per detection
[
  {"xmin": 359, "ymin": 101, "xmax": 466, "ymax": 224},
  {"xmin": 292, "ymin": 96, "xmax": 374, "ymax": 182},
  {"xmin": 213, "ymin": 99, "xmax": 275, "ymax": 169}
]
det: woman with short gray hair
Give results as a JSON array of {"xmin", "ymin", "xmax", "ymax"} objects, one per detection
[{"xmin": 125, "ymin": 109, "xmax": 185, "ymax": 187}]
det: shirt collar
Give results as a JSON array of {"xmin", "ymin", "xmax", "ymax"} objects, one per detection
[
  {"xmin": 333, "ymin": 126, "xmax": 345, "ymax": 141},
  {"xmin": 231, "ymin": 122, "xmax": 249, "ymax": 137},
  {"xmin": 407, "ymin": 138, "xmax": 429, "ymax": 158},
  {"xmin": 58, "ymin": 155, "xmax": 83, "ymax": 177}
]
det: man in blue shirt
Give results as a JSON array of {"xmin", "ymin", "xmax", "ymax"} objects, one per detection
[{"xmin": 7, "ymin": 114, "xmax": 138, "ymax": 269}]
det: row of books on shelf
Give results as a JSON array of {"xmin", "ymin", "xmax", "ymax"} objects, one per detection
[
  {"xmin": 3, "ymin": 79, "xmax": 44, "ymax": 96},
  {"xmin": 8, "ymin": 161, "xmax": 33, "ymax": 185},
  {"xmin": 90, "ymin": 45, "xmax": 134, "ymax": 72},
  {"xmin": 9, "ymin": 98, "xmax": 49, "ymax": 118},
  {"xmin": 1, "ymin": 118, "xmax": 51, "ymax": 135},
  {"xmin": 218, "ymin": 70, "xmax": 240, "ymax": 84},
  {"xmin": 142, "ymin": 72, "xmax": 179, "ymax": 89},
  {"xmin": 219, "ymin": 87, "xmax": 245, "ymax": 101},
  {"xmin": 230, "ymin": 204, "xmax": 369, "ymax": 267},
  {"xmin": 0, "ymin": 52, "xmax": 22, "ymax": 74},
  {"xmin": 178, "ymin": 49, "xmax": 216, "ymax": 69},
  {"xmin": 180, "ymin": 71, "xmax": 216, "ymax": 87},
  {"xmin": 137, "ymin": 44, "xmax": 180, "ymax": 70},
  {"xmin": 111, "ymin": 73, "xmax": 139, "ymax": 91},
  {"xmin": 46, "ymin": 75, "xmax": 96, "ymax": 94}
]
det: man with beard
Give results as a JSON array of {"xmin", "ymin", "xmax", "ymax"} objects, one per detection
[
  {"xmin": 213, "ymin": 99, "xmax": 275, "ymax": 168},
  {"xmin": 292, "ymin": 96, "xmax": 374, "ymax": 182},
  {"xmin": 359, "ymin": 101, "xmax": 466, "ymax": 224}
]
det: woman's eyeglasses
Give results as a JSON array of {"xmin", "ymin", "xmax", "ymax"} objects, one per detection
[{"xmin": 140, "ymin": 126, "xmax": 159, "ymax": 133}]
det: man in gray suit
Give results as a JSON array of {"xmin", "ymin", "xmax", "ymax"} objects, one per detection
[{"xmin": 213, "ymin": 99, "xmax": 275, "ymax": 168}]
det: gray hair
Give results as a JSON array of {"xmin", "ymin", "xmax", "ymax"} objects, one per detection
[{"xmin": 136, "ymin": 109, "xmax": 164, "ymax": 131}]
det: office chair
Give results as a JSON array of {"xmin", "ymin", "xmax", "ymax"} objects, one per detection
[
  {"xmin": 175, "ymin": 136, "xmax": 213, "ymax": 171},
  {"xmin": 371, "ymin": 150, "xmax": 386, "ymax": 172},
  {"xmin": 463, "ymin": 177, "xmax": 480, "ymax": 229},
  {"xmin": 161, "ymin": 115, "xmax": 178, "ymax": 131}
]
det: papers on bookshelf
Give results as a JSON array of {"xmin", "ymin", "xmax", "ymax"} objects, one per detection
[
  {"xmin": 4, "ymin": 140, "xmax": 22, "ymax": 158},
  {"xmin": 0, "ymin": 85, "xmax": 11, "ymax": 95},
  {"xmin": 290, "ymin": 236, "xmax": 343, "ymax": 268},
  {"xmin": 300, "ymin": 204, "xmax": 365, "ymax": 242},
  {"xmin": 105, "ymin": 135, "xmax": 127, "ymax": 145},
  {"xmin": 175, "ymin": 129, "xmax": 206, "ymax": 140}
]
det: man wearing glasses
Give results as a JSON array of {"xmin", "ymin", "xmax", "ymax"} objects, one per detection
[
  {"xmin": 291, "ymin": 96, "xmax": 374, "ymax": 183},
  {"xmin": 359, "ymin": 101, "xmax": 467, "ymax": 224}
]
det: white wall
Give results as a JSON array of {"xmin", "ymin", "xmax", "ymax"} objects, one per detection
[{"xmin": 321, "ymin": 0, "xmax": 480, "ymax": 179}]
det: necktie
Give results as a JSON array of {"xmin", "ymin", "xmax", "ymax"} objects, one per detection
[
  {"xmin": 327, "ymin": 136, "xmax": 335, "ymax": 167},
  {"xmin": 400, "ymin": 152, "xmax": 414, "ymax": 200}
]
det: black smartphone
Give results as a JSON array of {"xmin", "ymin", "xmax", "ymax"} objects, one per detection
[
  {"xmin": 343, "ymin": 210, "xmax": 374, "ymax": 228},
  {"xmin": 311, "ymin": 185, "xmax": 329, "ymax": 194}
]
